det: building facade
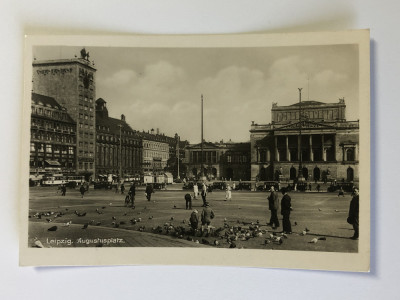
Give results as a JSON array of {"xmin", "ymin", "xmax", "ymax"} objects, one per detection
[
  {"xmin": 30, "ymin": 93, "xmax": 76, "ymax": 175},
  {"xmin": 32, "ymin": 50, "xmax": 96, "ymax": 179},
  {"xmin": 250, "ymin": 99, "xmax": 359, "ymax": 182},
  {"xmin": 185, "ymin": 141, "xmax": 251, "ymax": 181},
  {"xmin": 95, "ymin": 98, "xmax": 142, "ymax": 178}
]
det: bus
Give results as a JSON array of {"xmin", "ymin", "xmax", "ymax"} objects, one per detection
[{"xmin": 66, "ymin": 175, "xmax": 85, "ymax": 186}]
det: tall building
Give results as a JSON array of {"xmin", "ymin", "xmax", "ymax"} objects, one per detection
[
  {"xmin": 250, "ymin": 98, "xmax": 359, "ymax": 182},
  {"xmin": 95, "ymin": 98, "xmax": 142, "ymax": 178},
  {"xmin": 32, "ymin": 49, "xmax": 96, "ymax": 179},
  {"xmin": 30, "ymin": 93, "xmax": 76, "ymax": 175}
]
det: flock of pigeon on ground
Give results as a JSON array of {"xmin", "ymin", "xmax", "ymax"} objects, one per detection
[{"xmin": 30, "ymin": 202, "xmax": 332, "ymax": 248}]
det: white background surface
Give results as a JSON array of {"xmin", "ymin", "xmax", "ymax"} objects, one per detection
[{"xmin": 0, "ymin": 1, "xmax": 399, "ymax": 299}]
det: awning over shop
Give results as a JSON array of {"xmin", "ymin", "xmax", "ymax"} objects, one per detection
[
  {"xmin": 164, "ymin": 172, "xmax": 173, "ymax": 179},
  {"xmin": 45, "ymin": 160, "xmax": 61, "ymax": 166}
]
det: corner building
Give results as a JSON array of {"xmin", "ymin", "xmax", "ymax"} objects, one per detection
[
  {"xmin": 250, "ymin": 99, "xmax": 359, "ymax": 182},
  {"xmin": 32, "ymin": 55, "xmax": 96, "ymax": 179}
]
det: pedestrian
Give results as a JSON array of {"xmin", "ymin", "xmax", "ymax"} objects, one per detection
[
  {"xmin": 185, "ymin": 193, "xmax": 193, "ymax": 210},
  {"xmin": 85, "ymin": 181, "xmax": 89, "ymax": 193},
  {"xmin": 128, "ymin": 183, "xmax": 136, "ymax": 207},
  {"xmin": 338, "ymin": 187, "xmax": 345, "ymax": 197},
  {"xmin": 115, "ymin": 182, "xmax": 119, "ymax": 193},
  {"xmin": 79, "ymin": 184, "xmax": 86, "ymax": 198},
  {"xmin": 232, "ymin": 182, "xmax": 236, "ymax": 190},
  {"xmin": 193, "ymin": 181, "xmax": 199, "ymax": 199},
  {"xmin": 61, "ymin": 184, "xmax": 66, "ymax": 196},
  {"xmin": 201, "ymin": 183, "xmax": 207, "ymax": 206},
  {"xmin": 201, "ymin": 202, "xmax": 215, "ymax": 236},
  {"xmin": 120, "ymin": 183, "xmax": 125, "ymax": 194},
  {"xmin": 189, "ymin": 209, "xmax": 199, "ymax": 235},
  {"xmin": 309, "ymin": 183, "xmax": 312, "ymax": 191},
  {"xmin": 347, "ymin": 188, "xmax": 359, "ymax": 240},
  {"xmin": 280, "ymin": 188, "xmax": 292, "ymax": 234},
  {"xmin": 145, "ymin": 183, "xmax": 154, "ymax": 201},
  {"xmin": 317, "ymin": 184, "xmax": 321, "ymax": 192},
  {"xmin": 225, "ymin": 184, "xmax": 232, "ymax": 201},
  {"xmin": 267, "ymin": 186, "xmax": 280, "ymax": 229}
]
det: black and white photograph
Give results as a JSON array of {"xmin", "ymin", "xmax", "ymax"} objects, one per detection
[{"xmin": 20, "ymin": 32, "xmax": 370, "ymax": 270}]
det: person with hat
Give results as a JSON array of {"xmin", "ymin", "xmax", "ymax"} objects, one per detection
[
  {"xmin": 201, "ymin": 203, "xmax": 215, "ymax": 236},
  {"xmin": 347, "ymin": 187, "xmax": 359, "ymax": 240},
  {"xmin": 267, "ymin": 186, "xmax": 280, "ymax": 229},
  {"xmin": 201, "ymin": 183, "xmax": 207, "ymax": 207},
  {"xmin": 189, "ymin": 209, "xmax": 199, "ymax": 235},
  {"xmin": 280, "ymin": 188, "xmax": 292, "ymax": 234},
  {"xmin": 225, "ymin": 184, "xmax": 232, "ymax": 201},
  {"xmin": 185, "ymin": 193, "xmax": 193, "ymax": 210}
]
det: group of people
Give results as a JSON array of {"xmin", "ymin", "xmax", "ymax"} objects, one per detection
[
  {"xmin": 189, "ymin": 203, "xmax": 215, "ymax": 236},
  {"xmin": 266, "ymin": 186, "xmax": 360, "ymax": 239}
]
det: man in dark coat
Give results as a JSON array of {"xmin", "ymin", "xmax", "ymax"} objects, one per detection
[
  {"xmin": 127, "ymin": 183, "xmax": 136, "ymax": 207},
  {"xmin": 145, "ymin": 184, "xmax": 154, "ymax": 201},
  {"xmin": 189, "ymin": 209, "xmax": 199, "ymax": 235},
  {"xmin": 201, "ymin": 203, "xmax": 215, "ymax": 236},
  {"xmin": 79, "ymin": 184, "xmax": 86, "ymax": 198},
  {"xmin": 280, "ymin": 188, "xmax": 292, "ymax": 234},
  {"xmin": 348, "ymin": 188, "xmax": 359, "ymax": 240},
  {"xmin": 267, "ymin": 186, "xmax": 280, "ymax": 229},
  {"xmin": 185, "ymin": 193, "xmax": 192, "ymax": 210},
  {"xmin": 201, "ymin": 183, "xmax": 207, "ymax": 207}
]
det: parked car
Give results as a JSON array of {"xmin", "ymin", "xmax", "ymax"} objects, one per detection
[
  {"xmin": 153, "ymin": 182, "xmax": 166, "ymax": 190},
  {"xmin": 212, "ymin": 181, "xmax": 226, "ymax": 190}
]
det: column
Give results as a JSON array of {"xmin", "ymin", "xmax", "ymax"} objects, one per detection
[
  {"xmin": 267, "ymin": 148, "xmax": 270, "ymax": 162},
  {"xmin": 275, "ymin": 136, "xmax": 279, "ymax": 162},
  {"xmin": 321, "ymin": 134, "xmax": 326, "ymax": 161},
  {"xmin": 309, "ymin": 135, "xmax": 313, "ymax": 161},
  {"xmin": 286, "ymin": 136, "xmax": 290, "ymax": 161}
]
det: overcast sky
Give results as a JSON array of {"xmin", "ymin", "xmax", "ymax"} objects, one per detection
[{"xmin": 33, "ymin": 44, "xmax": 359, "ymax": 143}]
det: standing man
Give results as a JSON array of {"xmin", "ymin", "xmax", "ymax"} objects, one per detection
[
  {"xmin": 193, "ymin": 181, "xmax": 199, "ymax": 199},
  {"xmin": 120, "ymin": 183, "xmax": 125, "ymax": 194},
  {"xmin": 225, "ymin": 184, "xmax": 232, "ymax": 201},
  {"xmin": 280, "ymin": 188, "xmax": 292, "ymax": 234},
  {"xmin": 201, "ymin": 182, "xmax": 207, "ymax": 207},
  {"xmin": 79, "ymin": 183, "xmax": 86, "ymax": 198},
  {"xmin": 128, "ymin": 183, "xmax": 136, "ymax": 207},
  {"xmin": 201, "ymin": 203, "xmax": 215, "ymax": 236},
  {"xmin": 61, "ymin": 184, "xmax": 66, "ymax": 196},
  {"xmin": 347, "ymin": 187, "xmax": 359, "ymax": 240},
  {"xmin": 185, "ymin": 193, "xmax": 193, "ymax": 210},
  {"xmin": 145, "ymin": 183, "xmax": 154, "ymax": 201},
  {"xmin": 267, "ymin": 186, "xmax": 280, "ymax": 229}
]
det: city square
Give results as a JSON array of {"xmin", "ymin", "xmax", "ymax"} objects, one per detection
[{"xmin": 28, "ymin": 184, "xmax": 358, "ymax": 252}]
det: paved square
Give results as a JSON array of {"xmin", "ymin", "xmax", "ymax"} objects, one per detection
[{"xmin": 28, "ymin": 185, "xmax": 358, "ymax": 252}]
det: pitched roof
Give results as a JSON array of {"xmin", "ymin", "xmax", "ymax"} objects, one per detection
[
  {"xmin": 32, "ymin": 93, "xmax": 63, "ymax": 110},
  {"xmin": 96, "ymin": 115, "xmax": 138, "ymax": 137}
]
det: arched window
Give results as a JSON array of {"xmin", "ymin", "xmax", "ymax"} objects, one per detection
[{"xmin": 346, "ymin": 148, "xmax": 354, "ymax": 161}]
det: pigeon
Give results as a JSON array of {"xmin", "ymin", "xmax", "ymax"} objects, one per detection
[
  {"xmin": 123, "ymin": 213, "xmax": 127, "ymax": 216},
  {"xmin": 82, "ymin": 223, "xmax": 89, "ymax": 229},
  {"xmin": 89, "ymin": 220, "xmax": 95, "ymax": 225},
  {"xmin": 182, "ymin": 220, "xmax": 186, "ymax": 224},
  {"xmin": 109, "ymin": 203, "xmax": 112, "ymax": 206},
  {"xmin": 48, "ymin": 226, "xmax": 57, "ymax": 231},
  {"xmin": 294, "ymin": 221, "xmax": 298, "ymax": 226},
  {"xmin": 318, "ymin": 236, "xmax": 327, "ymax": 240},
  {"xmin": 112, "ymin": 216, "xmax": 117, "ymax": 220},
  {"xmin": 224, "ymin": 218, "xmax": 227, "ymax": 222},
  {"xmin": 335, "ymin": 209, "xmax": 339, "ymax": 212},
  {"xmin": 310, "ymin": 238, "xmax": 318, "ymax": 244},
  {"xmin": 65, "ymin": 208, "xmax": 69, "ymax": 211},
  {"xmin": 33, "ymin": 238, "xmax": 45, "ymax": 248},
  {"xmin": 62, "ymin": 221, "xmax": 72, "ymax": 227},
  {"xmin": 173, "ymin": 205, "xmax": 177, "ymax": 209},
  {"xmin": 264, "ymin": 239, "xmax": 271, "ymax": 245},
  {"xmin": 301, "ymin": 231, "xmax": 307, "ymax": 236},
  {"xmin": 229, "ymin": 242, "xmax": 236, "ymax": 248},
  {"xmin": 102, "ymin": 206, "xmax": 106, "ymax": 209},
  {"xmin": 138, "ymin": 218, "xmax": 142, "ymax": 222},
  {"xmin": 149, "ymin": 216, "xmax": 153, "ymax": 220},
  {"xmin": 194, "ymin": 240, "xmax": 199, "ymax": 244},
  {"xmin": 318, "ymin": 208, "xmax": 322, "ymax": 211},
  {"xmin": 170, "ymin": 217, "xmax": 174, "ymax": 221},
  {"xmin": 114, "ymin": 223, "xmax": 120, "ymax": 228},
  {"xmin": 214, "ymin": 240, "xmax": 219, "ymax": 246},
  {"xmin": 305, "ymin": 227, "xmax": 310, "ymax": 232},
  {"xmin": 256, "ymin": 220, "xmax": 260, "ymax": 224},
  {"xmin": 46, "ymin": 218, "xmax": 52, "ymax": 223}
]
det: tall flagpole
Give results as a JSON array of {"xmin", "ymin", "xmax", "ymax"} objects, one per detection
[{"xmin": 201, "ymin": 94, "xmax": 204, "ymax": 179}]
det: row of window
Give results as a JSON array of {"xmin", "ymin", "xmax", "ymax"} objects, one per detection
[
  {"xmin": 78, "ymin": 162, "xmax": 93, "ymax": 170},
  {"xmin": 144, "ymin": 150, "xmax": 169, "ymax": 160},
  {"xmin": 97, "ymin": 135, "xmax": 140, "ymax": 145},
  {"xmin": 31, "ymin": 131, "xmax": 76, "ymax": 144},
  {"xmin": 31, "ymin": 119, "xmax": 75, "ymax": 133},
  {"xmin": 276, "ymin": 109, "xmax": 341, "ymax": 122},
  {"xmin": 30, "ymin": 143, "xmax": 75, "ymax": 155},
  {"xmin": 143, "ymin": 141, "xmax": 169, "ymax": 152},
  {"xmin": 31, "ymin": 106, "xmax": 71, "ymax": 122},
  {"xmin": 79, "ymin": 113, "xmax": 94, "ymax": 120}
]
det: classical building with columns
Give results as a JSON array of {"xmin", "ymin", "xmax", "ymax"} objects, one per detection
[
  {"xmin": 250, "ymin": 99, "xmax": 359, "ymax": 182},
  {"xmin": 184, "ymin": 141, "xmax": 251, "ymax": 180}
]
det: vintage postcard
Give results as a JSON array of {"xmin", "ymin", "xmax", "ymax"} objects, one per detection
[{"xmin": 20, "ymin": 30, "xmax": 370, "ymax": 271}]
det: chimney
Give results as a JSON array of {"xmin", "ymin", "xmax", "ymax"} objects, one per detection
[{"xmin": 121, "ymin": 114, "xmax": 125, "ymax": 122}]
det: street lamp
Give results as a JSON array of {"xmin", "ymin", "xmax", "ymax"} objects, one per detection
[
  {"xmin": 118, "ymin": 124, "xmax": 123, "ymax": 181},
  {"xmin": 298, "ymin": 88, "xmax": 304, "ymax": 182}
]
